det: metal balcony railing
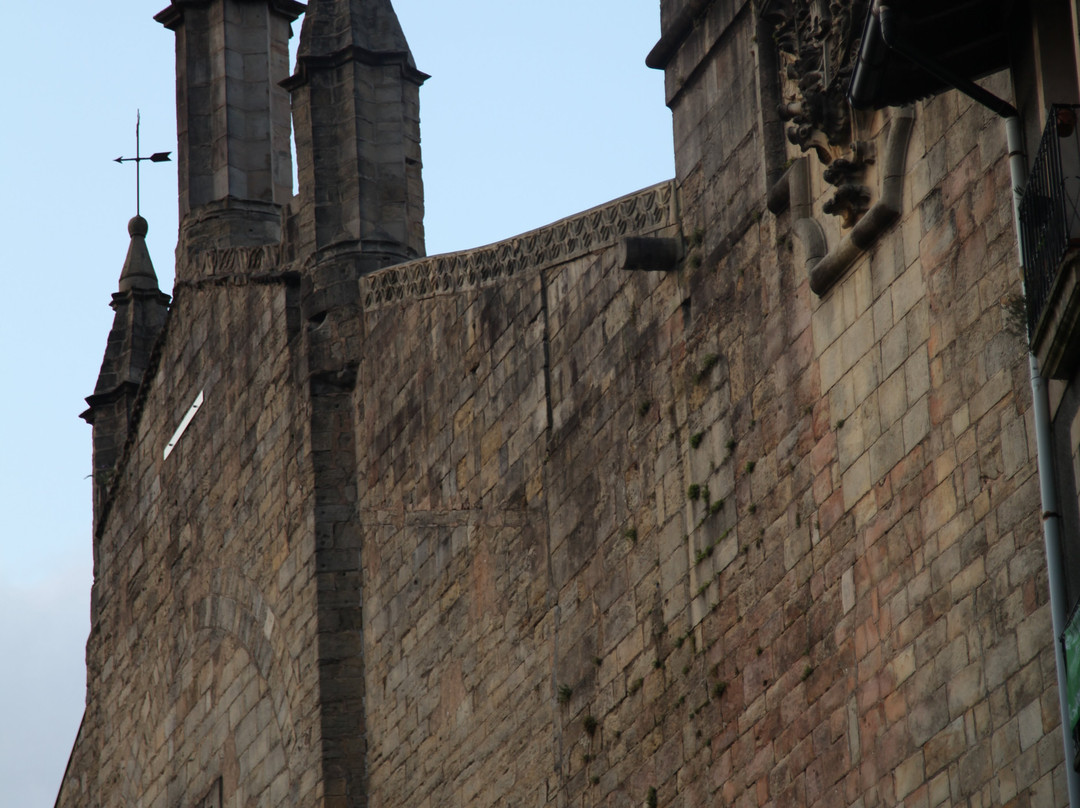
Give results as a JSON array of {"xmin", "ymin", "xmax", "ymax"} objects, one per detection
[{"xmin": 1020, "ymin": 104, "xmax": 1080, "ymax": 336}]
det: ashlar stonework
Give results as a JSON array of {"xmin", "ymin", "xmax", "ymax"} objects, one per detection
[{"xmin": 58, "ymin": 1, "xmax": 1080, "ymax": 807}]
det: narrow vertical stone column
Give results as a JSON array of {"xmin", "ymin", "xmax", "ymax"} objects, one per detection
[
  {"xmin": 286, "ymin": 0, "xmax": 427, "ymax": 272},
  {"xmin": 156, "ymin": 0, "xmax": 305, "ymax": 261}
]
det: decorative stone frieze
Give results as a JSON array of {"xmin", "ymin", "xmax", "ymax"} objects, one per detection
[{"xmin": 361, "ymin": 181, "xmax": 677, "ymax": 307}]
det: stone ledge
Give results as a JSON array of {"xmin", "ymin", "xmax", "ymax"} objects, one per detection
[{"xmin": 361, "ymin": 181, "xmax": 678, "ymax": 309}]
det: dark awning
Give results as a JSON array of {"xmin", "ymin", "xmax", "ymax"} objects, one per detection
[{"xmin": 848, "ymin": 0, "xmax": 1014, "ymax": 109}]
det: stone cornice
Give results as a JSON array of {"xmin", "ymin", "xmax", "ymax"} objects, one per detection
[
  {"xmin": 283, "ymin": 46, "xmax": 430, "ymax": 89},
  {"xmin": 361, "ymin": 181, "xmax": 677, "ymax": 309},
  {"xmin": 155, "ymin": 0, "xmax": 306, "ymax": 30}
]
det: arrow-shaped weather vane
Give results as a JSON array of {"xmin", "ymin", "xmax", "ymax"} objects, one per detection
[{"xmin": 115, "ymin": 110, "xmax": 172, "ymax": 217}]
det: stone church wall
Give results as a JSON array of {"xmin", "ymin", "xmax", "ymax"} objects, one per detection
[
  {"xmin": 349, "ymin": 32, "xmax": 1063, "ymax": 808},
  {"xmin": 59, "ymin": 1, "xmax": 1070, "ymax": 806},
  {"xmin": 58, "ymin": 278, "xmax": 327, "ymax": 808}
]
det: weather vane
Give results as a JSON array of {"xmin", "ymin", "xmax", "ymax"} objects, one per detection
[{"xmin": 114, "ymin": 110, "xmax": 172, "ymax": 217}]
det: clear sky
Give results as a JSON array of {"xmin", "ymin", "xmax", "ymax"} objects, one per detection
[{"xmin": 0, "ymin": 2, "xmax": 673, "ymax": 804}]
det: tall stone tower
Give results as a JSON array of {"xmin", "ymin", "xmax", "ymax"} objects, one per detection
[
  {"xmin": 155, "ymin": 0, "xmax": 305, "ymax": 262},
  {"xmin": 287, "ymin": 0, "xmax": 427, "ymax": 270}
]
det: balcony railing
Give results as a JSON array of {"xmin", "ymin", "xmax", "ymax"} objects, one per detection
[{"xmin": 1020, "ymin": 104, "xmax": 1080, "ymax": 336}]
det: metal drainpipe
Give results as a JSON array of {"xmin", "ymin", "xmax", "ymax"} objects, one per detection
[{"xmin": 875, "ymin": 3, "xmax": 1080, "ymax": 802}]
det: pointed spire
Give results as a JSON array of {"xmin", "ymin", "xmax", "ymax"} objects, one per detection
[
  {"xmin": 297, "ymin": 0, "xmax": 417, "ymax": 69},
  {"xmin": 83, "ymin": 219, "xmax": 171, "ymax": 529},
  {"xmin": 118, "ymin": 216, "xmax": 160, "ymax": 293}
]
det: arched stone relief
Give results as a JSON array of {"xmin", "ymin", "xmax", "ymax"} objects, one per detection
[{"xmin": 107, "ymin": 566, "xmax": 310, "ymax": 808}]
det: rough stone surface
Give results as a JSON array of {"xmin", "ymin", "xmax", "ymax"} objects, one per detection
[{"xmin": 58, "ymin": 1, "xmax": 1067, "ymax": 807}]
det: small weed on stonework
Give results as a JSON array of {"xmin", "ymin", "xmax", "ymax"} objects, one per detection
[
  {"xmin": 713, "ymin": 681, "xmax": 728, "ymax": 698},
  {"xmin": 557, "ymin": 684, "xmax": 573, "ymax": 704},
  {"xmin": 630, "ymin": 677, "xmax": 643, "ymax": 694},
  {"xmin": 638, "ymin": 399, "xmax": 652, "ymax": 417},
  {"xmin": 687, "ymin": 483, "xmax": 701, "ymax": 501},
  {"xmin": 748, "ymin": 503, "xmax": 757, "ymax": 515},
  {"xmin": 690, "ymin": 431, "xmax": 704, "ymax": 449},
  {"xmin": 709, "ymin": 499, "xmax": 724, "ymax": 515},
  {"xmin": 647, "ymin": 787, "xmax": 658, "ymax": 808},
  {"xmin": 624, "ymin": 527, "xmax": 638, "ymax": 543},
  {"xmin": 801, "ymin": 665, "xmax": 814, "ymax": 681},
  {"xmin": 696, "ymin": 354, "xmax": 719, "ymax": 383},
  {"xmin": 745, "ymin": 460, "xmax": 755, "ymax": 474}
]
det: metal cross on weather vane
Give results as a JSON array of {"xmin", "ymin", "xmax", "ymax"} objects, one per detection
[{"xmin": 114, "ymin": 111, "xmax": 172, "ymax": 216}]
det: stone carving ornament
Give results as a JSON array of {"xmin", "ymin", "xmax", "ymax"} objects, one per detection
[{"xmin": 763, "ymin": 0, "xmax": 874, "ymax": 227}]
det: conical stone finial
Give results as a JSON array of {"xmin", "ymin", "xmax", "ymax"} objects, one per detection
[
  {"xmin": 297, "ymin": 0, "xmax": 416, "ymax": 66},
  {"xmin": 118, "ymin": 216, "xmax": 161, "ymax": 293}
]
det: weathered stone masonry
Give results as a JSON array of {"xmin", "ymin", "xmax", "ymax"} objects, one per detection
[{"xmin": 59, "ymin": 0, "xmax": 1073, "ymax": 807}]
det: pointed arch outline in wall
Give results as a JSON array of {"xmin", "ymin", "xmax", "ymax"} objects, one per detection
[
  {"xmin": 116, "ymin": 564, "xmax": 310, "ymax": 807},
  {"xmin": 185, "ymin": 567, "xmax": 307, "ymax": 758}
]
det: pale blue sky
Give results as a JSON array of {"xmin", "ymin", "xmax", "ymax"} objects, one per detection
[{"xmin": 0, "ymin": 1, "xmax": 673, "ymax": 804}]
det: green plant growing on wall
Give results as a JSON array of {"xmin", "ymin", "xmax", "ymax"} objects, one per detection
[
  {"xmin": 696, "ymin": 354, "xmax": 719, "ymax": 383},
  {"xmin": 638, "ymin": 399, "xmax": 652, "ymax": 417},
  {"xmin": 713, "ymin": 681, "xmax": 728, "ymax": 698},
  {"xmin": 709, "ymin": 499, "xmax": 724, "ymax": 515},
  {"xmin": 748, "ymin": 503, "xmax": 757, "ymax": 515},
  {"xmin": 630, "ymin": 677, "xmax": 643, "ymax": 694},
  {"xmin": 687, "ymin": 483, "xmax": 701, "ymax": 501},
  {"xmin": 801, "ymin": 665, "xmax": 814, "ymax": 681},
  {"xmin": 624, "ymin": 527, "xmax": 638, "ymax": 543},
  {"xmin": 558, "ymin": 684, "xmax": 573, "ymax": 704},
  {"xmin": 690, "ymin": 431, "xmax": 704, "ymax": 449},
  {"xmin": 745, "ymin": 460, "xmax": 756, "ymax": 474},
  {"xmin": 647, "ymin": 786, "xmax": 658, "ymax": 808}
]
